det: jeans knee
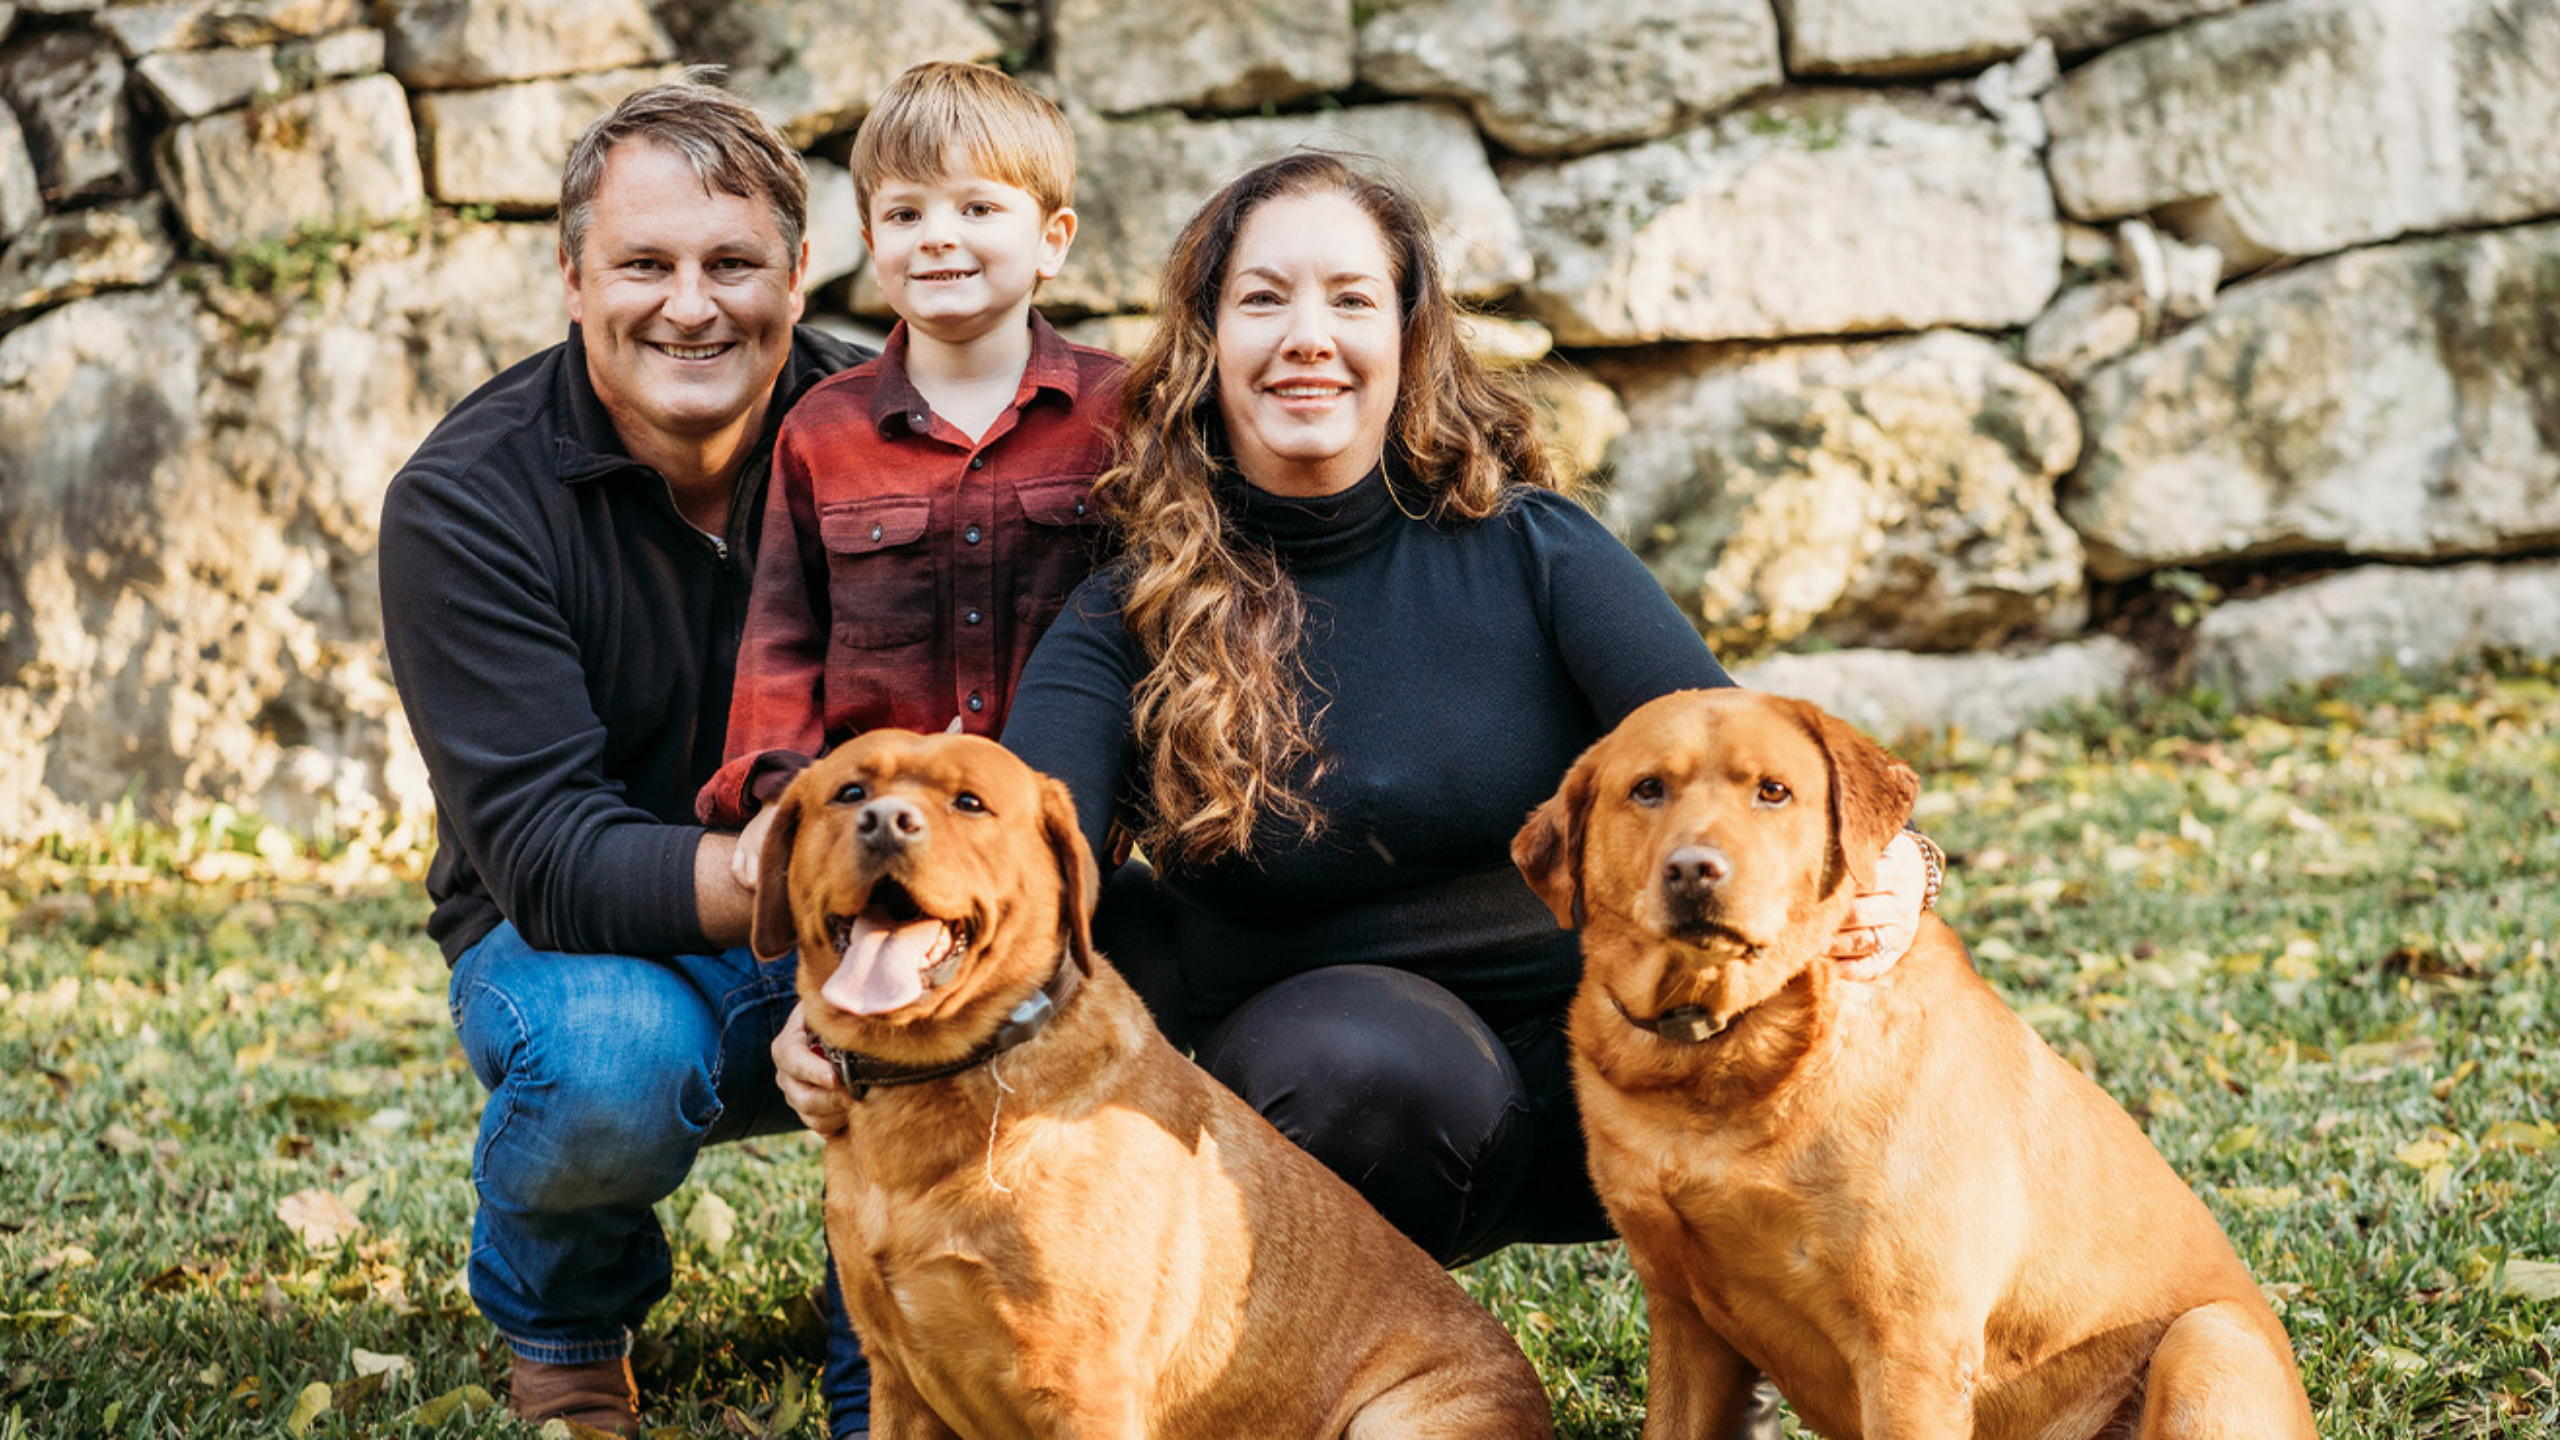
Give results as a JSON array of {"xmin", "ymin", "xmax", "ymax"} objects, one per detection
[{"xmin": 479, "ymin": 1027, "xmax": 720, "ymax": 1215}]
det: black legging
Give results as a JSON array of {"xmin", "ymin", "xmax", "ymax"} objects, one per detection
[{"xmin": 1096, "ymin": 866, "xmax": 1612, "ymax": 1266}]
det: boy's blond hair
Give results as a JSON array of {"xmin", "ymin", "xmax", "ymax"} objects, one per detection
[{"xmin": 850, "ymin": 62, "xmax": 1076, "ymax": 220}]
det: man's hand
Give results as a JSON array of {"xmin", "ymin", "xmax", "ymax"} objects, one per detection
[
  {"xmin": 772, "ymin": 1001, "xmax": 852, "ymax": 1138},
  {"xmin": 1826, "ymin": 830, "xmax": 1930, "ymax": 982},
  {"xmin": 733, "ymin": 805, "xmax": 779, "ymax": 891}
]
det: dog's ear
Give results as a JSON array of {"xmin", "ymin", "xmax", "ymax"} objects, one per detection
[
  {"xmin": 748, "ymin": 789, "xmax": 807, "ymax": 962},
  {"xmin": 1512, "ymin": 747, "xmax": 1598, "ymax": 930},
  {"xmin": 1792, "ymin": 699, "xmax": 1920, "ymax": 897},
  {"xmin": 1040, "ymin": 775, "xmax": 1100, "ymax": 975}
]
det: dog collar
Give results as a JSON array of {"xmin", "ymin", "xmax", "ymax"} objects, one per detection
[
  {"xmin": 1613, "ymin": 995, "xmax": 1730, "ymax": 1045},
  {"xmin": 817, "ymin": 956, "xmax": 1082, "ymax": 1101}
]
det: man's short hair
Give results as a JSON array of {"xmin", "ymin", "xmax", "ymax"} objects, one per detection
[
  {"xmin": 560, "ymin": 66, "xmax": 809, "ymax": 268},
  {"xmin": 849, "ymin": 61, "xmax": 1076, "ymax": 221}
]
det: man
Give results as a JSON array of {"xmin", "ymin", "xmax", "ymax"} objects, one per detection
[{"xmin": 378, "ymin": 74, "xmax": 871, "ymax": 1437}]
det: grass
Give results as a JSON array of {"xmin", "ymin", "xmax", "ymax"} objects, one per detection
[{"xmin": 4, "ymin": 663, "xmax": 2558, "ymax": 1437}]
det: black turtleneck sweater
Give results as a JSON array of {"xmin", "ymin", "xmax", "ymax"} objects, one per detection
[{"xmin": 1000, "ymin": 467, "xmax": 1732, "ymax": 1024}]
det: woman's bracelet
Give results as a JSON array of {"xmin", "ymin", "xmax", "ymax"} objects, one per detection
[{"xmin": 1904, "ymin": 826, "xmax": 1945, "ymax": 912}]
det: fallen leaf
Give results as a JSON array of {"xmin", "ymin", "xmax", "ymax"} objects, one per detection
[
  {"xmin": 2372, "ymin": 1344, "xmax": 2429, "ymax": 1376},
  {"xmin": 96, "ymin": 1124, "xmax": 146, "ymax": 1156},
  {"xmin": 2211, "ymin": 1125, "xmax": 2260, "ymax": 1160},
  {"xmin": 408, "ymin": 1384, "xmax": 496, "ymax": 1425},
  {"xmin": 2499, "ymin": 1259, "xmax": 2560, "ymax": 1303},
  {"xmin": 770, "ymin": 1366, "xmax": 806, "ymax": 1436},
  {"xmin": 351, "ymin": 1348, "xmax": 410, "ymax": 1379},
  {"xmin": 2482, "ymin": 1120, "xmax": 2559, "ymax": 1154},
  {"xmin": 2396, "ymin": 1131, "xmax": 2464, "ymax": 1170},
  {"xmin": 685, "ymin": 1191, "xmax": 737, "ymax": 1261},
  {"xmin": 285, "ymin": 1381, "xmax": 331, "ymax": 1434},
  {"xmin": 277, "ymin": 1188, "xmax": 363, "ymax": 1250},
  {"xmin": 2220, "ymin": 1185, "xmax": 2301, "ymax": 1211}
]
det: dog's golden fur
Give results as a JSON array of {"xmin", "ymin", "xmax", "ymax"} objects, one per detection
[
  {"xmin": 755, "ymin": 730, "xmax": 1554, "ymax": 1440},
  {"xmin": 1512, "ymin": 689, "xmax": 2316, "ymax": 1440}
]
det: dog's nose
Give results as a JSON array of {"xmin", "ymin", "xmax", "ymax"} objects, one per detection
[
  {"xmin": 856, "ymin": 797, "xmax": 928, "ymax": 852},
  {"xmin": 1662, "ymin": 845, "xmax": 1731, "ymax": 897}
]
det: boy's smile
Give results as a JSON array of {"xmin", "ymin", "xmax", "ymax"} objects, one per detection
[{"xmin": 865, "ymin": 163, "xmax": 1075, "ymax": 347}]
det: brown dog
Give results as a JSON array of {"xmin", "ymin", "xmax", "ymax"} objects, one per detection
[
  {"xmin": 754, "ymin": 730, "xmax": 1555, "ymax": 1440},
  {"xmin": 1511, "ymin": 689, "xmax": 2316, "ymax": 1440}
]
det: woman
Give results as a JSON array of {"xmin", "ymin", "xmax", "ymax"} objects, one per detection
[{"xmin": 778, "ymin": 152, "xmax": 1927, "ymax": 1265}]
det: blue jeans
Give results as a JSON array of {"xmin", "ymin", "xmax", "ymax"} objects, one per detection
[{"xmin": 449, "ymin": 922, "xmax": 870, "ymax": 1434}]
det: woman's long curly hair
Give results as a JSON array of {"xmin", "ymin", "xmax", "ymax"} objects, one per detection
[{"xmin": 1103, "ymin": 151, "xmax": 1559, "ymax": 867}]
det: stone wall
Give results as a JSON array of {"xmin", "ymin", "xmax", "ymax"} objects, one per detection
[{"xmin": 3, "ymin": 0, "xmax": 2557, "ymax": 832}]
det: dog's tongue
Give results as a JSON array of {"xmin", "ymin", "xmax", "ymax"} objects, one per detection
[{"xmin": 825, "ymin": 909, "xmax": 950, "ymax": 1016}]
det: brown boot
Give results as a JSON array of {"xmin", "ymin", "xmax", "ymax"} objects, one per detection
[{"xmin": 508, "ymin": 1355, "xmax": 642, "ymax": 1437}]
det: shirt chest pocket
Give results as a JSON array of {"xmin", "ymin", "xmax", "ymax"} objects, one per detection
[
  {"xmin": 1011, "ymin": 476, "xmax": 1105, "ymax": 627},
  {"xmin": 818, "ymin": 497, "xmax": 935, "ymax": 651}
]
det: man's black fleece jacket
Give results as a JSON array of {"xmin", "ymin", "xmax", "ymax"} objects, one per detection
[{"xmin": 378, "ymin": 324, "xmax": 868, "ymax": 965}]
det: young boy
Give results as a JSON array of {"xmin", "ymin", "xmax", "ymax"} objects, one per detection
[{"xmin": 699, "ymin": 61, "xmax": 1124, "ymax": 842}]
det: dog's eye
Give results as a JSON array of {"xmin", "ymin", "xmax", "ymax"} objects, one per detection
[
  {"xmin": 832, "ymin": 782, "xmax": 867, "ymax": 805},
  {"xmin": 1630, "ymin": 776, "xmax": 1665, "ymax": 806},
  {"xmin": 1756, "ymin": 779, "xmax": 1791, "ymax": 806},
  {"xmin": 952, "ymin": 791, "xmax": 987, "ymax": 814}
]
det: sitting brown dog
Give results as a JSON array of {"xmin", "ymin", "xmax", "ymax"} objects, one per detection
[
  {"xmin": 754, "ymin": 730, "xmax": 1555, "ymax": 1440},
  {"xmin": 1511, "ymin": 689, "xmax": 2316, "ymax": 1440}
]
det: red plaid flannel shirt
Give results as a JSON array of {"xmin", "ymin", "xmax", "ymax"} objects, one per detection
[{"xmin": 698, "ymin": 315, "xmax": 1124, "ymax": 827}]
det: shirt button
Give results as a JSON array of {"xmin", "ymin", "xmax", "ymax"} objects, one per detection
[
  {"xmin": 967, "ymin": 692, "xmax": 984, "ymax": 713},
  {"xmin": 964, "ymin": 525, "xmax": 982, "ymax": 545},
  {"xmin": 965, "ymin": 609, "xmax": 982, "ymax": 626},
  {"xmin": 969, "ymin": 455, "xmax": 985, "ymax": 470},
  {"xmin": 1074, "ymin": 501, "xmax": 1086, "ymax": 516},
  {"xmin": 869, "ymin": 524, "xmax": 883, "ymax": 541},
  {"xmin": 910, "ymin": 412, "xmax": 926, "ymax": 428}
]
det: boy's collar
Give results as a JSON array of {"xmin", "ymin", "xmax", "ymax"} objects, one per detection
[{"xmin": 870, "ymin": 313, "xmax": 1082, "ymax": 438}]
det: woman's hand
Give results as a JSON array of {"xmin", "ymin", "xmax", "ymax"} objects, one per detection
[
  {"xmin": 771, "ymin": 1000, "xmax": 852, "ymax": 1138},
  {"xmin": 732, "ymin": 805, "xmax": 779, "ymax": 891},
  {"xmin": 1826, "ymin": 831, "xmax": 1932, "ymax": 981}
]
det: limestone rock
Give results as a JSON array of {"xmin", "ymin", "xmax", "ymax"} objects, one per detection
[
  {"xmin": 1595, "ymin": 330, "xmax": 2086, "ymax": 655},
  {"xmin": 2188, "ymin": 561, "xmax": 2560, "ymax": 702},
  {"xmin": 0, "ymin": 98, "xmax": 38, "ymax": 242},
  {"xmin": 0, "ymin": 196, "xmax": 173, "ymax": 313},
  {"xmin": 1053, "ymin": 0, "xmax": 1353, "ymax": 115},
  {"xmin": 2063, "ymin": 222, "xmax": 2560, "ymax": 581},
  {"xmin": 0, "ymin": 28, "xmax": 138, "ymax": 202},
  {"xmin": 0, "ymin": 222, "xmax": 561, "ymax": 832},
  {"xmin": 93, "ymin": 0, "xmax": 356, "ymax": 54},
  {"xmin": 1356, "ymin": 0, "xmax": 1781, "ymax": 157},
  {"xmin": 1058, "ymin": 312, "xmax": 1157, "ymax": 358},
  {"xmin": 1738, "ymin": 638, "xmax": 2145, "ymax": 745},
  {"xmin": 160, "ymin": 73, "xmax": 425, "ymax": 251},
  {"xmin": 416, "ymin": 66, "xmax": 676, "ymax": 211},
  {"xmin": 1777, "ymin": 0, "xmax": 2246, "ymax": 77},
  {"xmin": 2045, "ymin": 0, "xmax": 2560, "ymax": 263},
  {"xmin": 654, "ymin": 0, "xmax": 1002, "ymax": 147},
  {"xmin": 378, "ymin": 0, "xmax": 669, "ymax": 89},
  {"xmin": 804, "ymin": 156, "xmax": 861, "ymax": 292},
  {"xmin": 2021, "ymin": 276, "xmax": 2146, "ymax": 383},
  {"xmin": 1519, "ymin": 366, "xmax": 1625, "ymax": 483},
  {"xmin": 1456, "ymin": 314, "xmax": 1552, "ymax": 370},
  {"xmin": 134, "ymin": 28, "xmax": 385, "ymax": 117},
  {"xmin": 1504, "ymin": 91, "xmax": 2060, "ymax": 345},
  {"xmin": 951, "ymin": 102, "xmax": 1528, "ymax": 316}
]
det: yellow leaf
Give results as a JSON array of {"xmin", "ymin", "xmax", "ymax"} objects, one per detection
[
  {"xmin": 685, "ymin": 1191, "xmax": 738, "ymax": 1260},
  {"xmin": 234, "ymin": 1033, "xmax": 279, "ymax": 1073},
  {"xmin": 285, "ymin": 1381, "xmax": 331, "ymax": 1434},
  {"xmin": 2395, "ymin": 1131, "xmax": 2464, "ymax": 1169},
  {"xmin": 2419, "ymin": 1163, "xmax": 2454, "ymax": 1203},
  {"xmin": 2499, "ymin": 1259, "xmax": 2560, "ymax": 1303},
  {"xmin": 2211, "ymin": 1125, "xmax": 2260, "ymax": 1160},
  {"xmin": 2220, "ymin": 1185, "xmax": 2301, "ymax": 1211},
  {"xmin": 2482, "ymin": 1120, "xmax": 2559, "ymax": 1154},
  {"xmin": 410, "ymin": 1385, "xmax": 497, "ymax": 1425},
  {"xmin": 277, "ymin": 1188, "xmax": 364, "ymax": 1250},
  {"xmin": 97, "ymin": 1123, "xmax": 146, "ymax": 1156}
]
